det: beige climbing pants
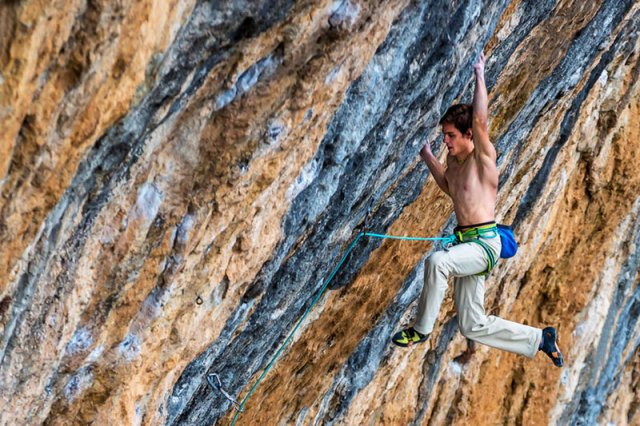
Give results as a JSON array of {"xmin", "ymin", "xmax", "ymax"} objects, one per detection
[{"xmin": 413, "ymin": 230, "xmax": 542, "ymax": 358}]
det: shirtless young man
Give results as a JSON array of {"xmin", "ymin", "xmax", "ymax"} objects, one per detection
[{"xmin": 391, "ymin": 53, "xmax": 563, "ymax": 367}]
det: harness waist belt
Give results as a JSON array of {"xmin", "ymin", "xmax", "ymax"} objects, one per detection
[
  {"xmin": 454, "ymin": 221, "xmax": 497, "ymax": 242},
  {"xmin": 455, "ymin": 220, "xmax": 496, "ymax": 230}
]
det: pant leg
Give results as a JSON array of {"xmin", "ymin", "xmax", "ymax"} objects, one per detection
[
  {"xmin": 413, "ymin": 239, "xmax": 493, "ymax": 335},
  {"xmin": 415, "ymin": 234, "xmax": 542, "ymax": 357},
  {"xmin": 454, "ymin": 274, "xmax": 542, "ymax": 358}
]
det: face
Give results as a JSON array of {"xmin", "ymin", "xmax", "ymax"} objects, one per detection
[{"xmin": 442, "ymin": 123, "xmax": 472, "ymax": 156}]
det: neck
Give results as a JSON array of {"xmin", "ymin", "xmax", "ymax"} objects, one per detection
[{"xmin": 455, "ymin": 146, "xmax": 474, "ymax": 163}]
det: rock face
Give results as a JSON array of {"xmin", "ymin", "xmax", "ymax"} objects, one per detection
[{"xmin": 1, "ymin": 0, "xmax": 639, "ymax": 424}]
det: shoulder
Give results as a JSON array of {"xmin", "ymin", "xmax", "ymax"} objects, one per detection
[
  {"xmin": 473, "ymin": 144, "xmax": 498, "ymax": 180},
  {"xmin": 473, "ymin": 138, "xmax": 496, "ymax": 162},
  {"xmin": 473, "ymin": 131, "xmax": 497, "ymax": 160}
]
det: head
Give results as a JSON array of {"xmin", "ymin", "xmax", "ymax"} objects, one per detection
[{"xmin": 439, "ymin": 104, "xmax": 474, "ymax": 157}]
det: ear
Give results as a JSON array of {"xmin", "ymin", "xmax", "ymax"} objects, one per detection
[{"xmin": 465, "ymin": 128, "xmax": 473, "ymax": 140}]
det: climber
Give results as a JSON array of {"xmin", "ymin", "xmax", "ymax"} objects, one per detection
[{"xmin": 391, "ymin": 52, "xmax": 563, "ymax": 367}]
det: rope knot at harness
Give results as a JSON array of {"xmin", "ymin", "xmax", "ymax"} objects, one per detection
[{"xmin": 440, "ymin": 234, "xmax": 458, "ymax": 250}]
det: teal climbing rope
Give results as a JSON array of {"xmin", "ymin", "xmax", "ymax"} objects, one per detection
[
  {"xmin": 226, "ymin": 230, "xmax": 453, "ymax": 425},
  {"xmin": 364, "ymin": 232, "xmax": 457, "ymax": 244}
]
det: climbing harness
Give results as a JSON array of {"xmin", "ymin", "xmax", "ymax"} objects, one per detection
[
  {"xmin": 448, "ymin": 222, "xmax": 520, "ymax": 273},
  {"xmin": 210, "ymin": 223, "xmax": 515, "ymax": 425},
  {"xmin": 452, "ymin": 222, "xmax": 499, "ymax": 274}
]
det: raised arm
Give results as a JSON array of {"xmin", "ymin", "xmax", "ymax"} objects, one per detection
[
  {"xmin": 420, "ymin": 143, "xmax": 450, "ymax": 195},
  {"xmin": 472, "ymin": 52, "xmax": 496, "ymax": 161}
]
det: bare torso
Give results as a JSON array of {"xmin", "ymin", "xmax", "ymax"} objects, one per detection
[{"xmin": 445, "ymin": 149, "xmax": 498, "ymax": 226}]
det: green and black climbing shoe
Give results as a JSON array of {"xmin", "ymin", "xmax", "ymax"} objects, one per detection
[
  {"xmin": 392, "ymin": 327, "xmax": 428, "ymax": 347},
  {"xmin": 539, "ymin": 327, "xmax": 564, "ymax": 367}
]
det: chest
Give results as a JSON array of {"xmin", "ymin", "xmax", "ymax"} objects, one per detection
[{"xmin": 446, "ymin": 159, "xmax": 480, "ymax": 194}]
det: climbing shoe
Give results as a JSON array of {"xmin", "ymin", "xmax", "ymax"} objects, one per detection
[
  {"xmin": 391, "ymin": 327, "xmax": 428, "ymax": 347},
  {"xmin": 539, "ymin": 327, "xmax": 564, "ymax": 367}
]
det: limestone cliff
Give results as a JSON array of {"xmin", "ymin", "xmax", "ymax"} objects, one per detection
[{"xmin": 1, "ymin": 0, "xmax": 639, "ymax": 425}]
